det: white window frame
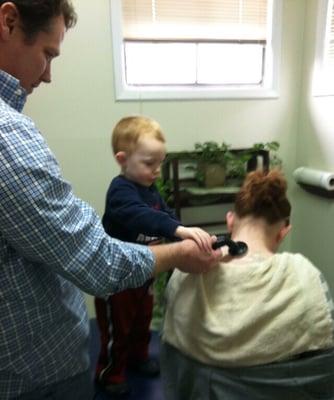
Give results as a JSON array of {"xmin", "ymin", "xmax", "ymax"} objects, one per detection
[
  {"xmin": 110, "ymin": 0, "xmax": 282, "ymax": 101},
  {"xmin": 313, "ymin": 0, "xmax": 334, "ymax": 96}
]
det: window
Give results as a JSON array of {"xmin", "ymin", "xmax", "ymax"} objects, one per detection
[
  {"xmin": 313, "ymin": 0, "xmax": 334, "ymax": 96},
  {"xmin": 110, "ymin": 0, "xmax": 282, "ymax": 100}
]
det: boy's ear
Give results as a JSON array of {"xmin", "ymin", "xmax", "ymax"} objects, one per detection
[
  {"xmin": 115, "ymin": 151, "xmax": 127, "ymax": 166},
  {"xmin": 226, "ymin": 211, "xmax": 235, "ymax": 233}
]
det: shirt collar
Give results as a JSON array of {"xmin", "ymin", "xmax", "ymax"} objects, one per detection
[{"xmin": 0, "ymin": 69, "xmax": 27, "ymax": 112}]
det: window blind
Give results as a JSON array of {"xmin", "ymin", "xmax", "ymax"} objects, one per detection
[{"xmin": 121, "ymin": 0, "xmax": 268, "ymax": 42}]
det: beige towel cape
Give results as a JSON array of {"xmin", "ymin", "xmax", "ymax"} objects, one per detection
[{"xmin": 163, "ymin": 253, "xmax": 334, "ymax": 367}]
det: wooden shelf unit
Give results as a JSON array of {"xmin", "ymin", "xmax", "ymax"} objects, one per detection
[{"xmin": 161, "ymin": 148, "xmax": 269, "ymax": 233}]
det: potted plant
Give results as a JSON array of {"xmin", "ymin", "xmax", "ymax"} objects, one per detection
[
  {"xmin": 193, "ymin": 141, "xmax": 233, "ymax": 188},
  {"xmin": 155, "ymin": 176, "xmax": 172, "ymax": 203},
  {"xmin": 225, "ymin": 150, "xmax": 253, "ymax": 185},
  {"xmin": 191, "ymin": 140, "xmax": 281, "ymax": 188},
  {"xmin": 251, "ymin": 141, "xmax": 282, "ymax": 169},
  {"xmin": 151, "ymin": 176, "xmax": 173, "ymax": 328}
]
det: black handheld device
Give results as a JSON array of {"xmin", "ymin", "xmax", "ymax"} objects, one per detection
[{"xmin": 212, "ymin": 234, "xmax": 248, "ymax": 256}]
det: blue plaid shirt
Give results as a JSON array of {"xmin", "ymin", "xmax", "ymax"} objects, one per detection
[{"xmin": 0, "ymin": 70, "xmax": 155, "ymax": 399}]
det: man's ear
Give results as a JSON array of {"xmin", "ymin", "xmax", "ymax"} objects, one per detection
[
  {"xmin": 276, "ymin": 224, "xmax": 292, "ymax": 244},
  {"xmin": 226, "ymin": 211, "xmax": 235, "ymax": 233},
  {"xmin": 115, "ymin": 151, "xmax": 127, "ymax": 167},
  {"xmin": 0, "ymin": 3, "xmax": 19, "ymax": 40}
]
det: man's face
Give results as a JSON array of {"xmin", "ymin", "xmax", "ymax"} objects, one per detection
[{"xmin": 3, "ymin": 13, "xmax": 65, "ymax": 94}]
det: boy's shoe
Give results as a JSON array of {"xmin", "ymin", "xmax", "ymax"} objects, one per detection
[
  {"xmin": 105, "ymin": 382, "xmax": 131, "ymax": 397},
  {"xmin": 96, "ymin": 364, "xmax": 130, "ymax": 396},
  {"xmin": 94, "ymin": 362, "xmax": 106, "ymax": 384},
  {"xmin": 129, "ymin": 358, "xmax": 160, "ymax": 377}
]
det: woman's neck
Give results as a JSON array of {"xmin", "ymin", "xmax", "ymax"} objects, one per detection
[{"xmin": 230, "ymin": 223, "xmax": 275, "ymax": 258}]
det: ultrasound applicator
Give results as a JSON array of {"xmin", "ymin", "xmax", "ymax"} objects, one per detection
[{"xmin": 212, "ymin": 234, "xmax": 248, "ymax": 256}]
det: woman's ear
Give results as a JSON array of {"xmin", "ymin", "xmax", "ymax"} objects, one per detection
[
  {"xmin": 276, "ymin": 223, "xmax": 292, "ymax": 244},
  {"xmin": 226, "ymin": 211, "xmax": 235, "ymax": 233},
  {"xmin": 115, "ymin": 151, "xmax": 127, "ymax": 167}
]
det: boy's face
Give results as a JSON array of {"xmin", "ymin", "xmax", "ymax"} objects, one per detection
[{"xmin": 123, "ymin": 136, "xmax": 166, "ymax": 187}]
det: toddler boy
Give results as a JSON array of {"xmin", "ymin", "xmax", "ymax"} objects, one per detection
[{"xmin": 95, "ymin": 115, "xmax": 212, "ymax": 396}]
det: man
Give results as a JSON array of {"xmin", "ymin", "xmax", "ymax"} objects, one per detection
[{"xmin": 0, "ymin": 1, "xmax": 221, "ymax": 399}]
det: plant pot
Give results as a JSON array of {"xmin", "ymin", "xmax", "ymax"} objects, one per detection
[{"xmin": 200, "ymin": 162, "xmax": 226, "ymax": 188}]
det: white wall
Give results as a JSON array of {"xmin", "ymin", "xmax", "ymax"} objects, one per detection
[{"xmin": 24, "ymin": 0, "xmax": 307, "ymax": 316}]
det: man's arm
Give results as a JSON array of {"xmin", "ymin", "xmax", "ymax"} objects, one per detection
[
  {"xmin": 0, "ymin": 118, "xmax": 155, "ymax": 295},
  {"xmin": 150, "ymin": 238, "xmax": 222, "ymax": 276}
]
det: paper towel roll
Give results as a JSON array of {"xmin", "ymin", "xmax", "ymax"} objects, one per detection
[{"xmin": 293, "ymin": 167, "xmax": 334, "ymax": 191}]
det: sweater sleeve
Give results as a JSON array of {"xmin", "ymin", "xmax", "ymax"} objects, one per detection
[{"xmin": 105, "ymin": 179, "xmax": 180, "ymax": 239}]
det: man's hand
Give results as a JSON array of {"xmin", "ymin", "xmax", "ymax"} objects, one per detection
[{"xmin": 150, "ymin": 236, "xmax": 222, "ymax": 276}]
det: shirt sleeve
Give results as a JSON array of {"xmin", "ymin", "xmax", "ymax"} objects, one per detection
[
  {"xmin": 106, "ymin": 180, "xmax": 180, "ymax": 238},
  {"xmin": 0, "ymin": 116, "xmax": 155, "ymax": 296}
]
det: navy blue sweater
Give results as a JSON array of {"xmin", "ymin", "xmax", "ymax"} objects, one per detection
[{"xmin": 102, "ymin": 175, "xmax": 180, "ymax": 244}]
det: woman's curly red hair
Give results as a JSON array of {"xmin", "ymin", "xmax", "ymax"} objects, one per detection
[{"xmin": 235, "ymin": 169, "xmax": 291, "ymax": 225}]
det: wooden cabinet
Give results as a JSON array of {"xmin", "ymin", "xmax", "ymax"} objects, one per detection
[{"xmin": 161, "ymin": 148, "xmax": 269, "ymax": 235}]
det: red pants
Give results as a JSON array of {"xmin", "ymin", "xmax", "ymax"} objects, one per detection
[{"xmin": 94, "ymin": 280, "xmax": 154, "ymax": 384}]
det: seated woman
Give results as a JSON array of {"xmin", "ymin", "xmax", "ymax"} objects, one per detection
[{"xmin": 161, "ymin": 169, "xmax": 334, "ymax": 400}]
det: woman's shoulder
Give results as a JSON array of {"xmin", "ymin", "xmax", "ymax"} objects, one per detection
[
  {"xmin": 273, "ymin": 252, "xmax": 324, "ymax": 284},
  {"xmin": 274, "ymin": 252, "xmax": 318, "ymax": 269}
]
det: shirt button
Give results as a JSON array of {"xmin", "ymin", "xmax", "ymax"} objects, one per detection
[{"xmin": 15, "ymin": 88, "xmax": 22, "ymax": 96}]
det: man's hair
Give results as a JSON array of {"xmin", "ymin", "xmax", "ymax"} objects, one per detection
[
  {"xmin": 112, "ymin": 115, "xmax": 165, "ymax": 155},
  {"xmin": 235, "ymin": 169, "xmax": 291, "ymax": 225},
  {"xmin": 0, "ymin": 0, "xmax": 77, "ymax": 39}
]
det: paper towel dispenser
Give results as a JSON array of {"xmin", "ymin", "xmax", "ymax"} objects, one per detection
[{"xmin": 293, "ymin": 167, "xmax": 334, "ymax": 198}]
